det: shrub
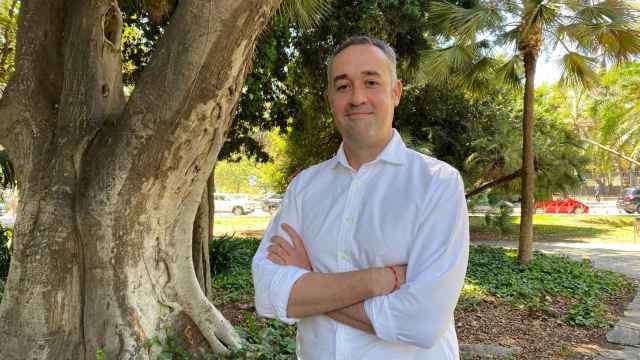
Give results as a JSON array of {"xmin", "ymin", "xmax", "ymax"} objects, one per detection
[
  {"xmin": 209, "ymin": 235, "xmax": 260, "ymax": 276},
  {"xmin": 483, "ymin": 203, "xmax": 513, "ymax": 238}
]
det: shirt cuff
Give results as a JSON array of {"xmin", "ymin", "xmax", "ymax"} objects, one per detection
[
  {"xmin": 269, "ymin": 265, "xmax": 310, "ymax": 324},
  {"xmin": 364, "ymin": 295, "xmax": 398, "ymax": 343}
]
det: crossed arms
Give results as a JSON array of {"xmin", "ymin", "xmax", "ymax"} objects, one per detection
[
  {"xmin": 267, "ymin": 223, "xmax": 407, "ymax": 334},
  {"xmin": 251, "ymin": 171, "xmax": 469, "ymax": 349}
]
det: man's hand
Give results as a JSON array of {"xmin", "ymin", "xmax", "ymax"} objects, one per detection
[{"xmin": 267, "ymin": 223, "xmax": 313, "ymax": 271}]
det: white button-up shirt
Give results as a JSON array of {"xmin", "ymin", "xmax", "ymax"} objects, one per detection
[{"xmin": 252, "ymin": 130, "xmax": 469, "ymax": 359}]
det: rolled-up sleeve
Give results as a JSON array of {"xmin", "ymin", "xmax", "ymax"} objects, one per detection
[
  {"xmin": 252, "ymin": 179, "xmax": 310, "ymax": 324},
  {"xmin": 364, "ymin": 170, "xmax": 469, "ymax": 349}
]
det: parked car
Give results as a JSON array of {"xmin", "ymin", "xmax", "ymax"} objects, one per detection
[
  {"xmin": 467, "ymin": 195, "xmax": 515, "ymax": 214},
  {"xmin": 262, "ymin": 193, "xmax": 283, "ymax": 214},
  {"xmin": 534, "ymin": 198, "xmax": 589, "ymax": 214},
  {"xmin": 213, "ymin": 193, "xmax": 259, "ymax": 216},
  {"xmin": 616, "ymin": 187, "xmax": 640, "ymax": 214}
]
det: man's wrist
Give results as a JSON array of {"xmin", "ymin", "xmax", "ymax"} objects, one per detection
[{"xmin": 368, "ymin": 267, "xmax": 395, "ymax": 296}]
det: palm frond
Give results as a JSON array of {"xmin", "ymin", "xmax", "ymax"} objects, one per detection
[
  {"xmin": 495, "ymin": 27, "xmax": 520, "ymax": 51},
  {"xmin": 559, "ymin": 52, "xmax": 600, "ymax": 89},
  {"xmin": 459, "ymin": 56, "xmax": 499, "ymax": 94},
  {"xmin": 559, "ymin": 0, "xmax": 640, "ymax": 61},
  {"xmin": 573, "ymin": 0, "xmax": 634, "ymax": 23},
  {"xmin": 494, "ymin": 55, "xmax": 523, "ymax": 89},
  {"xmin": 556, "ymin": 23, "xmax": 594, "ymax": 52},
  {"xmin": 597, "ymin": 27, "xmax": 640, "ymax": 63},
  {"xmin": 278, "ymin": 0, "xmax": 332, "ymax": 29},
  {"xmin": 428, "ymin": 1, "xmax": 502, "ymax": 42},
  {"xmin": 418, "ymin": 39, "xmax": 494, "ymax": 87},
  {"xmin": 522, "ymin": 1, "xmax": 561, "ymax": 36}
]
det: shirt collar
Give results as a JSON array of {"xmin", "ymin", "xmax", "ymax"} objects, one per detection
[{"xmin": 332, "ymin": 129, "xmax": 407, "ymax": 170}]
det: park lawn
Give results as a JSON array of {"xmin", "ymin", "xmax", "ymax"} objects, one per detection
[
  {"xmin": 215, "ymin": 214, "xmax": 639, "ymax": 244},
  {"xmin": 213, "ymin": 215, "xmax": 271, "ymax": 237},
  {"xmin": 209, "ymin": 236, "xmax": 637, "ymax": 360},
  {"xmin": 470, "ymin": 215, "xmax": 638, "ymax": 243}
]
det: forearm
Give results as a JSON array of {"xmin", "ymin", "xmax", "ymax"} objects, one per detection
[
  {"xmin": 327, "ymin": 302, "xmax": 374, "ymax": 334},
  {"xmin": 287, "ymin": 267, "xmax": 391, "ymax": 318}
]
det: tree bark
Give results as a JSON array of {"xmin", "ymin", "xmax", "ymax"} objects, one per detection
[
  {"xmin": 518, "ymin": 50, "xmax": 538, "ymax": 265},
  {"xmin": 193, "ymin": 181, "xmax": 213, "ymax": 300},
  {"xmin": 0, "ymin": 0, "xmax": 281, "ymax": 359}
]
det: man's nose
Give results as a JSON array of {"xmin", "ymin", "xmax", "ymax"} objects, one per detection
[{"xmin": 350, "ymin": 84, "xmax": 367, "ymax": 105}]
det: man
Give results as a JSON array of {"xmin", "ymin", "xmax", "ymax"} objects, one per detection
[{"xmin": 252, "ymin": 36, "xmax": 469, "ymax": 359}]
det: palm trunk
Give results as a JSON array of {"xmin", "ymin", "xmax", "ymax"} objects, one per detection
[{"xmin": 518, "ymin": 50, "xmax": 538, "ymax": 264}]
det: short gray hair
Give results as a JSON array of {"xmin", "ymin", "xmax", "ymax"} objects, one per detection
[{"xmin": 327, "ymin": 36, "xmax": 398, "ymax": 87}]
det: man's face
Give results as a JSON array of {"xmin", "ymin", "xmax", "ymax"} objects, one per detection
[{"xmin": 328, "ymin": 44, "xmax": 402, "ymax": 150}]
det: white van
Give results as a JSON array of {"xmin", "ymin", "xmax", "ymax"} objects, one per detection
[{"xmin": 213, "ymin": 193, "xmax": 258, "ymax": 216}]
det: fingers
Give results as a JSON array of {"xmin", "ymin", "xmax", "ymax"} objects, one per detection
[
  {"xmin": 271, "ymin": 236, "xmax": 294, "ymax": 255},
  {"xmin": 268, "ymin": 242, "xmax": 291, "ymax": 259},
  {"xmin": 281, "ymin": 223, "xmax": 306, "ymax": 251},
  {"xmin": 267, "ymin": 252, "xmax": 286, "ymax": 265}
]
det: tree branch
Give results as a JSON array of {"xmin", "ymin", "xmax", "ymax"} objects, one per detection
[
  {"xmin": 582, "ymin": 137, "xmax": 640, "ymax": 166},
  {"xmin": 87, "ymin": 0, "xmax": 282, "ymax": 199},
  {"xmin": 465, "ymin": 168, "xmax": 523, "ymax": 198},
  {"xmin": 465, "ymin": 160, "xmax": 541, "ymax": 198}
]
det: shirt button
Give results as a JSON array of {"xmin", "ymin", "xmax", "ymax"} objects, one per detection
[
  {"xmin": 344, "ymin": 216, "xmax": 352, "ymax": 225},
  {"xmin": 353, "ymin": 179, "xmax": 361, "ymax": 187},
  {"xmin": 339, "ymin": 252, "xmax": 349, "ymax": 261}
]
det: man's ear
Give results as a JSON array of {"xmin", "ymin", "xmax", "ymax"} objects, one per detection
[{"xmin": 393, "ymin": 79, "xmax": 403, "ymax": 107}]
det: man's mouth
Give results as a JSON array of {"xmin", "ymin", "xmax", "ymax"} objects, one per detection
[{"xmin": 347, "ymin": 111, "xmax": 373, "ymax": 117}]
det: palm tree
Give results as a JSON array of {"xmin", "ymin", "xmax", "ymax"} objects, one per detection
[{"xmin": 425, "ymin": 0, "xmax": 640, "ymax": 263}]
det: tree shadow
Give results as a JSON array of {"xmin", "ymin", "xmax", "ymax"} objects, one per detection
[
  {"xmin": 580, "ymin": 217, "xmax": 635, "ymax": 227},
  {"xmin": 471, "ymin": 222, "xmax": 634, "ymax": 243}
]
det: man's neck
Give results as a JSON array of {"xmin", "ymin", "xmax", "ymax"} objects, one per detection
[{"xmin": 343, "ymin": 131, "xmax": 393, "ymax": 171}]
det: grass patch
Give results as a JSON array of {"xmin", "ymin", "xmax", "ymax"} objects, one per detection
[
  {"xmin": 470, "ymin": 214, "xmax": 638, "ymax": 243},
  {"xmin": 211, "ymin": 236, "xmax": 636, "ymax": 357},
  {"xmin": 213, "ymin": 215, "xmax": 271, "ymax": 237},
  {"xmin": 215, "ymin": 214, "xmax": 640, "ymax": 243}
]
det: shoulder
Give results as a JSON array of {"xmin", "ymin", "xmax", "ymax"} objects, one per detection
[
  {"xmin": 404, "ymin": 148, "xmax": 462, "ymax": 185},
  {"xmin": 286, "ymin": 158, "xmax": 336, "ymax": 194},
  {"xmin": 402, "ymin": 150, "xmax": 466, "ymax": 215}
]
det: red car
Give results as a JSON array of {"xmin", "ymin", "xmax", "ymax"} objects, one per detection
[{"xmin": 534, "ymin": 198, "xmax": 589, "ymax": 214}]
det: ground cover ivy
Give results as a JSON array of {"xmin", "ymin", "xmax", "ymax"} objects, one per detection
[{"xmin": 466, "ymin": 245, "xmax": 635, "ymax": 327}]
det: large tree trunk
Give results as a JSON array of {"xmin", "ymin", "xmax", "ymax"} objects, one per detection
[
  {"xmin": 0, "ymin": 0, "xmax": 281, "ymax": 359},
  {"xmin": 518, "ymin": 49, "xmax": 539, "ymax": 265}
]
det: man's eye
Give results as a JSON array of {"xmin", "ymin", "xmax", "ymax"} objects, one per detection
[
  {"xmin": 336, "ymin": 84, "xmax": 350, "ymax": 91},
  {"xmin": 366, "ymin": 80, "xmax": 378, "ymax": 87}
]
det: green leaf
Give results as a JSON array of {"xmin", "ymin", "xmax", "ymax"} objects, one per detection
[
  {"xmin": 559, "ymin": 51, "xmax": 599, "ymax": 89},
  {"xmin": 278, "ymin": 0, "xmax": 333, "ymax": 29}
]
